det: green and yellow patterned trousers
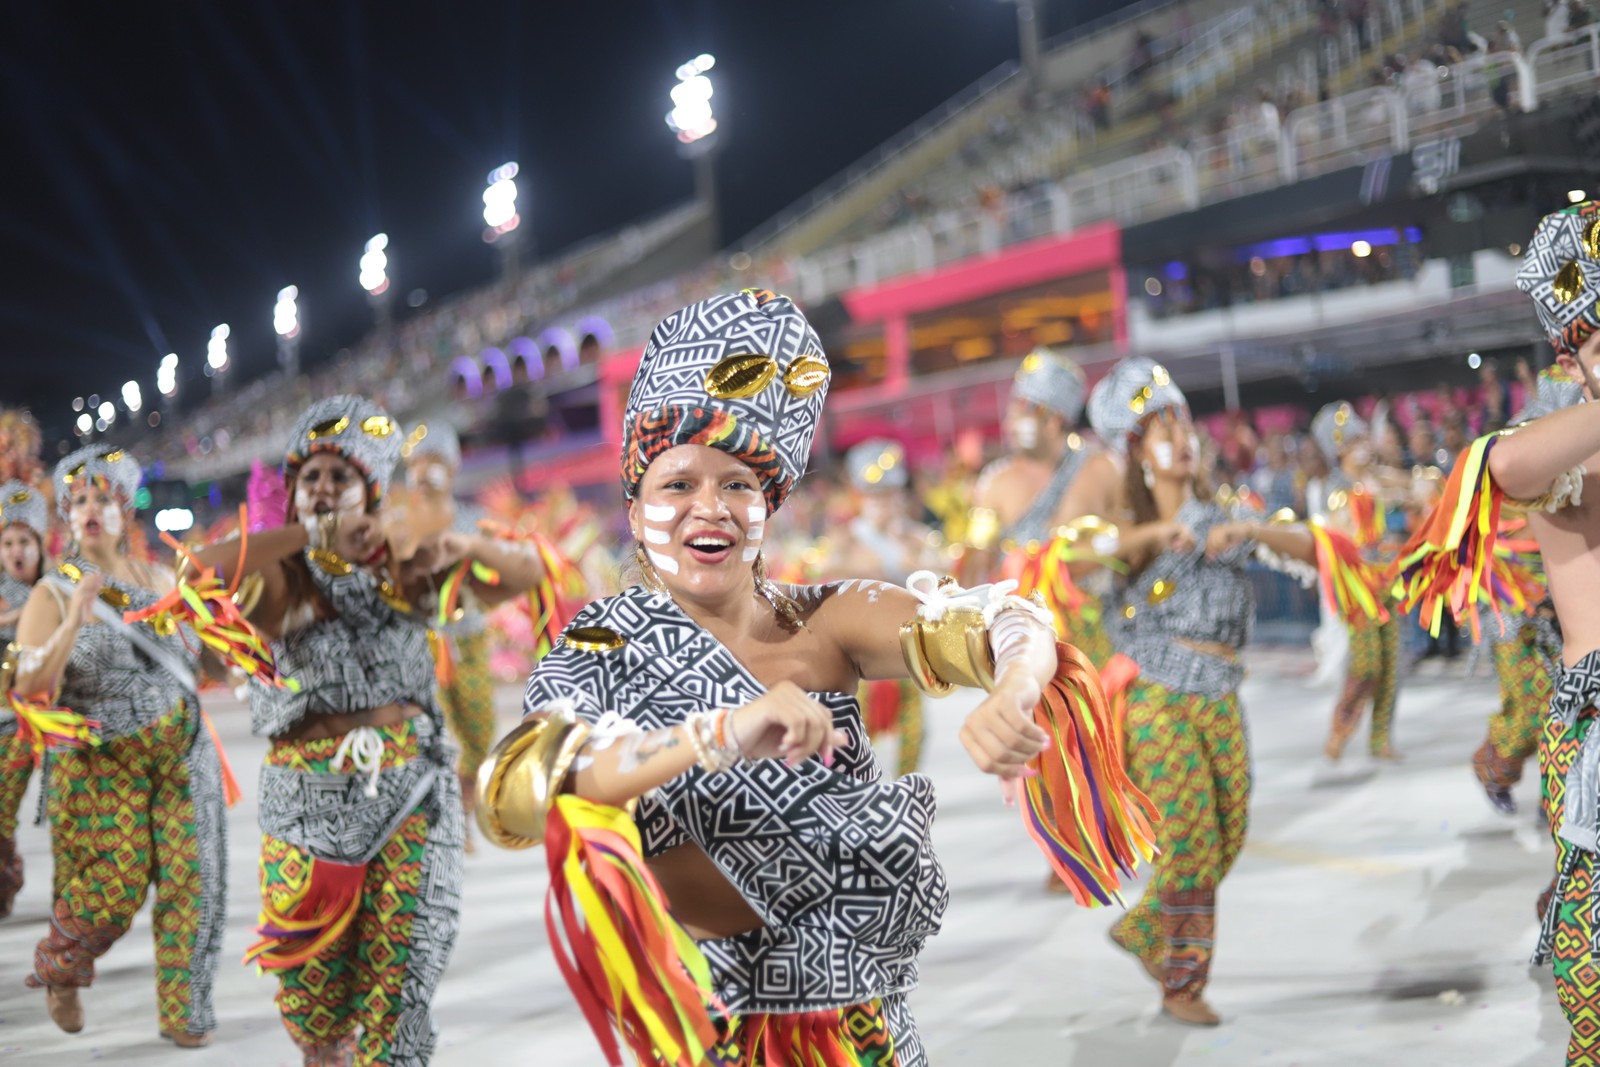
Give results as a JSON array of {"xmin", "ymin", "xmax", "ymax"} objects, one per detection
[
  {"xmin": 440, "ymin": 629, "xmax": 496, "ymax": 797},
  {"xmin": 1112, "ymin": 679, "xmax": 1250, "ymax": 1001},
  {"xmin": 1540, "ymin": 711, "xmax": 1600, "ymax": 1066},
  {"xmin": 0, "ymin": 726, "xmax": 33, "ymax": 911},
  {"xmin": 1327, "ymin": 616, "xmax": 1400, "ymax": 758},
  {"xmin": 1475, "ymin": 630, "xmax": 1552, "ymax": 790},
  {"xmin": 29, "ymin": 701, "xmax": 226, "ymax": 1037}
]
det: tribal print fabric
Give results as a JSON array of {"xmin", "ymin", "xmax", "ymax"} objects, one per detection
[{"xmin": 523, "ymin": 584, "xmax": 949, "ymax": 1016}]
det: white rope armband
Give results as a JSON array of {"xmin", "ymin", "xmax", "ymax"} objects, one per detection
[{"xmin": 1254, "ymin": 543, "xmax": 1318, "ymax": 589}]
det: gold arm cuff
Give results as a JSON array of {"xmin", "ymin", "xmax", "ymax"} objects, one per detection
[
  {"xmin": 232, "ymin": 573, "xmax": 265, "ymax": 620},
  {"xmin": 965, "ymin": 507, "xmax": 1000, "ymax": 551},
  {"xmin": 0, "ymin": 641, "xmax": 17, "ymax": 696},
  {"xmin": 899, "ymin": 606, "xmax": 998, "ymax": 696},
  {"xmin": 474, "ymin": 710, "xmax": 592, "ymax": 849}
]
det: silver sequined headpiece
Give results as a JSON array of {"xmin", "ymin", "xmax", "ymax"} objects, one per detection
[
  {"xmin": 1310, "ymin": 401, "xmax": 1369, "ymax": 464},
  {"xmin": 283, "ymin": 395, "xmax": 403, "ymax": 511},
  {"xmin": 0, "ymin": 480, "xmax": 48, "ymax": 540},
  {"xmin": 1011, "ymin": 348, "xmax": 1087, "ymax": 425},
  {"xmin": 53, "ymin": 444, "xmax": 142, "ymax": 519},
  {"xmin": 1086, "ymin": 356, "xmax": 1188, "ymax": 453}
]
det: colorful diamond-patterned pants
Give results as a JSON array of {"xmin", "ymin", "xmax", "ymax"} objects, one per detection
[
  {"xmin": 260, "ymin": 724, "xmax": 463, "ymax": 1066},
  {"xmin": 1112, "ymin": 679, "xmax": 1251, "ymax": 1001},
  {"xmin": 28, "ymin": 701, "xmax": 228, "ymax": 1037},
  {"xmin": 710, "ymin": 993, "xmax": 924, "ymax": 1067},
  {"xmin": 1473, "ymin": 631, "xmax": 1553, "ymax": 791},
  {"xmin": 439, "ymin": 629, "xmax": 495, "ymax": 796},
  {"xmin": 1540, "ymin": 711, "xmax": 1600, "ymax": 1065},
  {"xmin": 0, "ymin": 723, "xmax": 34, "ymax": 908},
  {"xmin": 1327, "ymin": 616, "xmax": 1400, "ymax": 757}
]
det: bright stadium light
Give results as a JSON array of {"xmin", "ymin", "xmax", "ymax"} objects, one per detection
[
  {"xmin": 483, "ymin": 162, "xmax": 520, "ymax": 239},
  {"xmin": 360, "ymin": 234, "xmax": 390, "ymax": 295},
  {"xmin": 122, "ymin": 380, "xmax": 142, "ymax": 413},
  {"xmin": 97, "ymin": 400, "xmax": 115, "ymax": 422},
  {"xmin": 75, "ymin": 412, "xmax": 91, "ymax": 435},
  {"xmin": 207, "ymin": 324, "xmax": 230, "ymax": 371},
  {"xmin": 274, "ymin": 285, "xmax": 300, "ymax": 338},
  {"xmin": 155, "ymin": 507, "xmax": 195, "ymax": 533},
  {"xmin": 666, "ymin": 55, "xmax": 718, "ymax": 146},
  {"xmin": 72, "ymin": 396, "xmax": 84, "ymax": 412},
  {"xmin": 157, "ymin": 353, "xmax": 179, "ymax": 397}
]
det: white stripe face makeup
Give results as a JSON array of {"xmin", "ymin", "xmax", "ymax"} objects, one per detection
[
  {"xmin": 744, "ymin": 505, "xmax": 766, "ymax": 560},
  {"xmin": 643, "ymin": 504, "xmax": 676, "ymax": 522},
  {"xmin": 643, "ymin": 527, "xmax": 671, "ymax": 545},
  {"xmin": 646, "ymin": 548, "xmax": 679, "ymax": 574}
]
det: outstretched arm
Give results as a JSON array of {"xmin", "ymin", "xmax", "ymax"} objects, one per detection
[{"xmin": 1487, "ymin": 402, "xmax": 1600, "ymax": 500}]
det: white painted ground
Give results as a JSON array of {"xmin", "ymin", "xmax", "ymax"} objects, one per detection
[{"xmin": 0, "ymin": 649, "xmax": 1568, "ymax": 1065}]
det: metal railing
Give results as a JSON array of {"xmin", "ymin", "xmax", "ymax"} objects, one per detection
[{"xmin": 1529, "ymin": 23, "xmax": 1600, "ymax": 101}]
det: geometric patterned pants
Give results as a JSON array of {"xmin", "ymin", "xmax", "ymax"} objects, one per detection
[
  {"xmin": 258, "ymin": 721, "xmax": 463, "ymax": 1066},
  {"xmin": 1112, "ymin": 679, "xmax": 1251, "ymax": 1001},
  {"xmin": 1327, "ymin": 616, "xmax": 1400, "ymax": 758},
  {"xmin": 439, "ymin": 629, "xmax": 495, "ymax": 800},
  {"xmin": 27, "ymin": 700, "xmax": 228, "ymax": 1038},
  {"xmin": 0, "ymin": 725, "xmax": 34, "ymax": 908},
  {"xmin": 1539, "ymin": 711, "xmax": 1600, "ymax": 1066},
  {"xmin": 1475, "ymin": 633, "xmax": 1552, "ymax": 791}
]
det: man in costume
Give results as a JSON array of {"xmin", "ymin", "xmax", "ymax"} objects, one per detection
[
  {"xmin": 0, "ymin": 479, "xmax": 49, "ymax": 916},
  {"xmin": 967, "ymin": 348, "xmax": 1116, "ymax": 668},
  {"xmin": 1396, "ymin": 200, "xmax": 1600, "ymax": 1066},
  {"xmin": 476, "ymin": 290, "xmax": 1155, "ymax": 1066}
]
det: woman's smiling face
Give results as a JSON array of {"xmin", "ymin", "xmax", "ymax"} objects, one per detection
[{"xmin": 630, "ymin": 444, "xmax": 768, "ymax": 603}]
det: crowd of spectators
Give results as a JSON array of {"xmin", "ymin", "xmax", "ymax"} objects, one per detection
[{"xmin": 1140, "ymin": 239, "xmax": 1423, "ymax": 318}]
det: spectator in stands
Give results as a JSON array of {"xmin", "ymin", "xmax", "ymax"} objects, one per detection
[
  {"xmin": 1129, "ymin": 27, "xmax": 1157, "ymax": 84},
  {"xmin": 1348, "ymin": 0, "xmax": 1373, "ymax": 52},
  {"xmin": 1439, "ymin": 414, "xmax": 1470, "ymax": 471},
  {"xmin": 1407, "ymin": 416, "xmax": 1442, "ymax": 470},
  {"xmin": 1548, "ymin": 0, "xmax": 1574, "ymax": 38},
  {"xmin": 1084, "ymin": 79, "xmax": 1112, "ymax": 132},
  {"xmin": 1252, "ymin": 433, "xmax": 1299, "ymax": 513},
  {"xmin": 1489, "ymin": 16, "xmax": 1521, "ymax": 53},
  {"xmin": 1477, "ymin": 358, "xmax": 1512, "ymax": 432}
]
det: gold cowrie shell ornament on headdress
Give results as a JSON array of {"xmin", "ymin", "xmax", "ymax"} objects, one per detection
[
  {"xmin": 704, "ymin": 353, "xmax": 779, "ymax": 400},
  {"xmin": 1555, "ymin": 261, "xmax": 1585, "ymax": 305},
  {"xmin": 361, "ymin": 415, "xmax": 395, "ymax": 437},
  {"xmin": 9, "ymin": 489, "xmax": 30, "ymax": 505},
  {"xmin": 401, "ymin": 423, "xmax": 429, "ymax": 459},
  {"xmin": 1585, "ymin": 217, "xmax": 1600, "ymax": 261},
  {"xmin": 782, "ymin": 353, "xmax": 830, "ymax": 398},
  {"xmin": 308, "ymin": 415, "xmax": 350, "ymax": 439}
]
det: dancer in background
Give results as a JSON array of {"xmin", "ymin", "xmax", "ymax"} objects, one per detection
[
  {"xmin": 14, "ymin": 446, "xmax": 228, "ymax": 1046},
  {"xmin": 820, "ymin": 438, "xmax": 939, "ymax": 776},
  {"xmin": 0, "ymin": 479, "xmax": 49, "ymax": 917},
  {"xmin": 187, "ymin": 395, "xmax": 546, "ymax": 1066},
  {"xmin": 1090, "ymin": 356, "xmax": 1320, "ymax": 1026},
  {"xmin": 1310, "ymin": 402, "xmax": 1406, "ymax": 763}
]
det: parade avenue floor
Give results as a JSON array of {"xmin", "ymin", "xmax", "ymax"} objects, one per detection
[{"xmin": 0, "ymin": 649, "xmax": 1570, "ymax": 1065}]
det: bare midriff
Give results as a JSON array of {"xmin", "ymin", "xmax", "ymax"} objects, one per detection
[
  {"xmin": 270, "ymin": 701, "xmax": 422, "ymax": 746},
  {"xmin": 648, "ymin": 840, "xmax": 765, "ymax": 941}
]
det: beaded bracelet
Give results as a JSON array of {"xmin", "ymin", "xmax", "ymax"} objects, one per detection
[{"xmin": 684, "ymin": 709, "xmax": 741, "ymax": 774}]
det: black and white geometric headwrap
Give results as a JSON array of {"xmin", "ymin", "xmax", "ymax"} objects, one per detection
[
  {"xmin": 1311, "ymin": 401, "xmax": 1369, "ymax": 464},
  {"xmin": 1011, "ymin": 347, "xmax": 1087, "ymax": 425},
  {"xmin": 0, "ymin": 480, "xmax": 48, "ymax": 539},
  {"xmin": 403, "ymin": 420, "xmax": 461, "ymax": 469},
  {"xmin": 282, "ymin": 394, "xmax": 402, "ymax": 512},
  {"xmin": 1086, "ymin": 356, "xmax": 1188, "ymax": 454},
  {"xmin": 845, "ymin": 438, "xmax": 909, "ymax": 491},
  {"xmin": 53, "ymin": 444, "xmax": 142, "ymax": 519},
  {"xmin": 622, "ymin": 289, "xmax": 830, "ymax": 514},
  {"xmin": 1518, "ymin": 200, "xmax": 1600, "ymax": 359},
  {"xmin": 1511, "ymin": 364, "xmax": 1586, "ymax": 426}
]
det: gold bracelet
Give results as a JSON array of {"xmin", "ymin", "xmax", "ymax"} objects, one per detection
[
  {"xmin": 900, "ymin": 604, "xmax": 997, "ymax": 696},
  {"xmin": 474, "ymin": 709, "xmax": 593, "ymax": 849}
]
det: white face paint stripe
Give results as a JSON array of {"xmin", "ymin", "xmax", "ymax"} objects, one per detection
[
  {"xmin": 646, "ymin": 548, "xmax": 679, "ymax": 575},
  {"xmin": 643, "ymin": 504, "xmax": 676, "ymax": 522},
  {"xmin": 746, "ymin": 506, "xmax": 766, "ymax": 522},
  {"xmin": 742, "ymin": 546, "xmax": 760, "ymax": 561},
  {"xmin": 746, "ymin": 523, "xmax": 765, "ymax": 542},
  {"xmin": 643, "ymin": 527, "xmax": 671, "ymax": 545}
]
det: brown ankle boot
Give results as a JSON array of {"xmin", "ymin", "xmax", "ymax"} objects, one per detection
[
  {"xmin": 45, "ymin": 985, "xmax": 84, "ymax": 1033},
  {"xmin": 1162, "ymin": 994, "xmax": 1221, "ymax": 1026},
  {"xmin": 298, "ymin": 1032, "xmax": 358, "ymax": 1067}
]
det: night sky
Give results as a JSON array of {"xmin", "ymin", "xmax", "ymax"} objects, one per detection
[{"xmin": 0, "ymin": 0, "xmax": 1132, "ymax": 434}]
